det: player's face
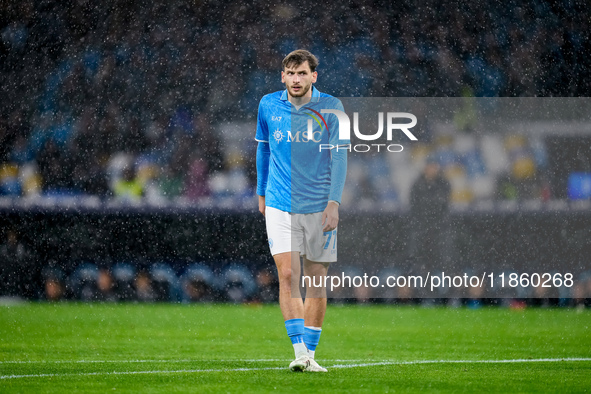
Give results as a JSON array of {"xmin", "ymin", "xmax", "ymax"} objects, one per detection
[{"xmin": 281, "ymin": 61, "xmax": 317, "ymax": 98}]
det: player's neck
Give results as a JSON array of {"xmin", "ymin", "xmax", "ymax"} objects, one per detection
[{"xmin": 288, "ymin": 91, "xmax": 313, "ymax": 107}]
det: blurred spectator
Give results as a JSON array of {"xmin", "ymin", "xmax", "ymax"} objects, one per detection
[
  {"xmin": 68, "ymin": 263, "xmax": 99, "ymax": 301},
  {"xmin": 157, "ymin": 163, "xmax": 185, "ymax": 200},
  {"xmin": 377, "ymin": 268, "xmax": 415, "ymax": 304},
  {"xmin": 180, "ymin": 264, "xmax": 217, "ymax": 302},
  {"xmin": 68, "ymin": 119, "xmax": 110, "ymax": 196},
  {"xmin": 193, "ymin": 113, "xmax": 223, "ymax": 175},
  {"xmin": 135, "ymin": 269, "xmax": 155, "ymax": 301},
  {"xmin": 36, "ymin": 138, "xmax": 70, "ymax": 194},
  {"xmin": 149, "ymin": 263, "xmax": 181, "ymax": 302},
  {"xmin": 221, "ymin": 264, "xmax": 257, "ymax": 303},
  {"xmin": 0, "ymin": 229, "xmax": 37, "ymax": 297},
  {"xmin": 496, "ymin": 135, "xmax": 544, "ymax": 201},
  {"xmin": 9, "ymin": 135, "xmax": 34, "ymax": 165},
  {"xmin": 0, "ymin": 163, "xmax": 21, "ymax": 196},
  {"xmin": 41, "ymin": 267, "xmax": 65, "ymax": 301},
  {"xmin": 112, "ymin": 263, "xmax": 136, "ymax": 301},
  {"xmin": 573, "ymin": 272, "xmax": 591, "ymax": 309},
  {"xmin": 408, "ymin": 156, "xmax": 451, "ymax": 270},
  {"xmin": 96, "ymin": 268, "xmax": 116, "ymax": 302},
  {"xmin": 113, "ymin": 166, "xmax": 144, "ymax": 202},
  {"xmin": 184, "ymin": 157, "xmax": 210, "ymax": 201}
]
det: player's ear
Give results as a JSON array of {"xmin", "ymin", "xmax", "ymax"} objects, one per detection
[
  {"xmin": 281, "ymin": 71, "xmax": 285, "ymax": 83},
  {"xmin": 312, "ymin": 71, "xmax": 317, "ymax": 83}
]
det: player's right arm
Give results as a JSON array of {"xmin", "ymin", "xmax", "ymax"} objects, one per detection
[
  {"xmin": 256, "ymin": 141, "xmax": 270, "ymax": 216},
  {"xmin": 255, "ymin": 98, "xmax": 270, "ymax": 217}
]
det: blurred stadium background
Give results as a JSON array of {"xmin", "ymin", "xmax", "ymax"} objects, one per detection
[{"xmin": 1, "ymin": 0, "xmax": 591, "ymax": 306}]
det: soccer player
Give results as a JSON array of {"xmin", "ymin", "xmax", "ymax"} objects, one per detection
[{"xmin": 255, "ymin": 49, "xmax": 348, "ymax": 372}]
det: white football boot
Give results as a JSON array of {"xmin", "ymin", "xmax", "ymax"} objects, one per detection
[
  {"xmin": 306, "ymin": 358, "xmax": 328, "ymax": 372},
  {"xmin": 289, "ymin": 354, "xmax": 310, "ymax": 372}
]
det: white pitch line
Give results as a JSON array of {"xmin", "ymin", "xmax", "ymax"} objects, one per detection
[
  {"xmin": 1, "ymin": 358, "xmax": 590, "ymax": 380},
  {"xmin": 0, "ymin": 359, "xmax": 279, "ymax": 364},
  {"xmin": 0, "ymin": 359, "xmax": 368, "ymax": 365},
  {"xmin": 329, "ymin": 358, "xmax": 591, "ymax": 368}
]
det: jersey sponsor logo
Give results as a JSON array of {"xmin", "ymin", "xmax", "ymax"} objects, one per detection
[
  {"xmin": 274, "ymin": 108, "xmax": 327, "ymax": 144},
  {"xmin": 271, "ymin": 107, "xmax": 329, "ymax": 145},
  {"xmin": 287, "ymin": 129, "xmax": 322, "ymax": 143},
  {"xmin": 271, "ymin": 128, "xmax": 322, "ymax": 144},
  {"xmin": 269, "ymin": 129, "xmax": 322, "ymax": 143}
]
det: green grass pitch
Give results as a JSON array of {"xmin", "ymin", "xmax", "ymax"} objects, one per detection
[{"xmin": 1, "ymin": 303, "xmax": 590, "ymax": 393}]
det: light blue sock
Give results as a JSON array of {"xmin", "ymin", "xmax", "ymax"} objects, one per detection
[
  {"xmin": 304, "ymin": 326, "xmax": 322, "ymax": 357},
  {"xmin": 285, "ymin": 318, "xmax": 307, "ymax": 358},
  {"xmin": 285, "ymin": 318, "xmax": 305, "ymax": 344}
]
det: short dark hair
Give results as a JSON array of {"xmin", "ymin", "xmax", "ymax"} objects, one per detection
[{"xmin": 282, "ymin": 49, "xmax": 319, "ymax": 72}]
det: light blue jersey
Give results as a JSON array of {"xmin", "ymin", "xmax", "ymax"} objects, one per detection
[{"xmin": 256, "ymin": 87, "xmax": 349, "ymax": 214}]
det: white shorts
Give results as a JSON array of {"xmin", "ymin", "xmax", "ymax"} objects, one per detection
[{"xmin": 265, "ymin": 206, "xmax": 337, "ymax": 263}]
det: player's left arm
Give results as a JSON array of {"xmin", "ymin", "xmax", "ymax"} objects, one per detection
[
  {"xmin": 322, "ymin": 99, "xmax": 348, "ymax": 232},
  {"xmin": 322, "ymin": 147, "xmax": 347, "ymax": 232}
]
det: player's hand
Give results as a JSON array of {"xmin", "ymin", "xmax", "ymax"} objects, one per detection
[
  {"xmin": 258, "ymin": 195, "xmax": 266, "ymax": 217},
  {"xmin": 321, "ymin": 201, "xmax": 339, "ymax": 232}
]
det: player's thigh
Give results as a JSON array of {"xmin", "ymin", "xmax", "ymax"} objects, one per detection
[
  {"xmin": 265, "ymin": 206, "xmax": 304, "ymax": 256},
  {"xmin": 303, "ymin": 258, "xmax": 329, "ymax": 298}
]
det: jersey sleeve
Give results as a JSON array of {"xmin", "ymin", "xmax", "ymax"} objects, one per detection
[
  {"xmin": 256, "ymin": 141, "xmax": 270, "ymax": 196},
  {"xmin": 327, "ymin": 98, "xmax": 350, "ymax": 147},
  {"xmin": 255, "ymin": 98, "xmax": 269, "ymax": 142},
  {"xmin": 328, "ymin": 142, "xmax": 347, "ymax": 204},
  {"xmin": 326, "ymin": 98, "xmax": 348, "ymax": 204}
]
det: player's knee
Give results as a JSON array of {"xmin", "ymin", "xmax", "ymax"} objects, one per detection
[
  {"xmin": 277, "ymin": 266, "xmax": 293, "ymax": 283},
  {"xmin": 305, "ymin": 285, "xmax": 326, "ymax": 298}
]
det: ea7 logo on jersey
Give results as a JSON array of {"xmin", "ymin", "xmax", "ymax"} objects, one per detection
[{"xmin": 272, "ymin": 116, "xmax": 282, "ymax": 121}]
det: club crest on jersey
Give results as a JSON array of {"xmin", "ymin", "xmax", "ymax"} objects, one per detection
[{"xmin": 273, "ymin": 129, "xmax": 284, "ymax": 142}]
